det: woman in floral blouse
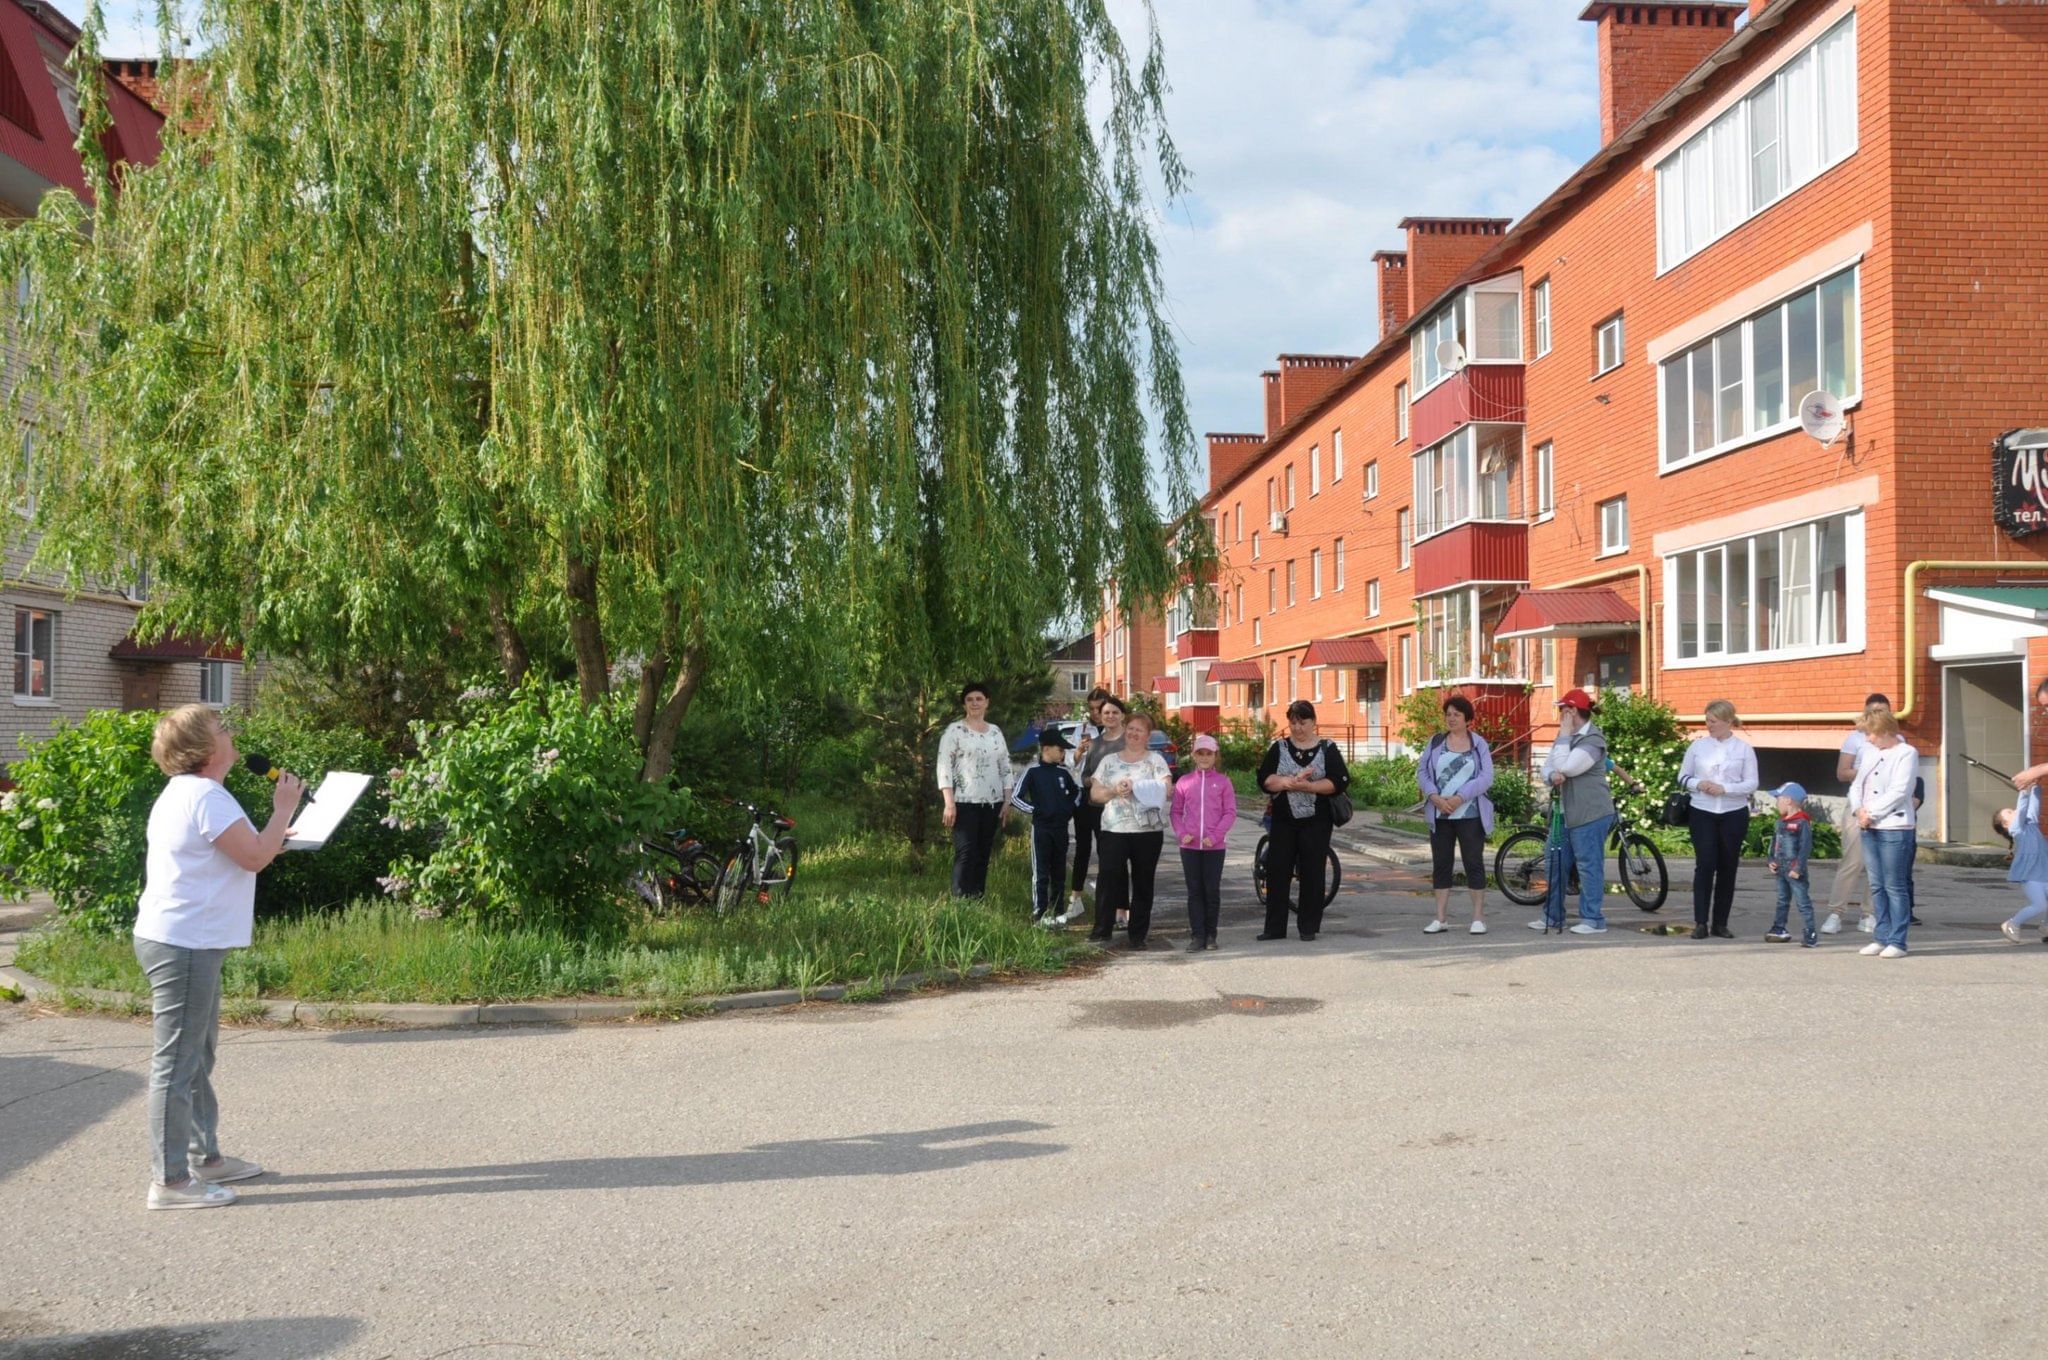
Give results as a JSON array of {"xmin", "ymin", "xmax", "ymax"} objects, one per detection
[{"xmin": 936, "ymin": 681, "xmax": 1011, "ymax": 897}]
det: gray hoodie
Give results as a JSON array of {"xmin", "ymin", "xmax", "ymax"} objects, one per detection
[{"xmin": 1544, "ymin": 722, "xmax": 1615, "ymax": 829}]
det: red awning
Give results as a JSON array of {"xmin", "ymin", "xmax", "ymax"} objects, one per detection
[
  {"xmin": 1300, "ymin": 637, "xmax": 1388, "ymax": 670},
  {"xmin": 109, "ymin": 631, "xmax": 244, "ymax": 663},
  {"xmin": 1152, "ymin": 675, "xmax": 1180, "ymax": 694},
  {"xmin": 1492, "ymin": 588, "xmax": 1639, "ymax": 641},
  {"xmin": 1205, "ymin": 660, "xmax": 1264, "ymax": 684}
]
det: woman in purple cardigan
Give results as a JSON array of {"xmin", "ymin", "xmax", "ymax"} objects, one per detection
[{"xmin": 1417, "ymin": 694, "xmax": 1496, "ymax": 935}]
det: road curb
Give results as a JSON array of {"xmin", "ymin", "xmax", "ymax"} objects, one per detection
[{"xmin": 0, "ymin": 961, "xmax": 1003, "ymax": 1030}]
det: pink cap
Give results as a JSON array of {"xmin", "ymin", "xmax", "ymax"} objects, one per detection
[{"xmin": 1192, "ymin": 734, "xmax": 1219, "ymax": 753}]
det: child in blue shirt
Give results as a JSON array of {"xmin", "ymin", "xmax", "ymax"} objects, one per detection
[
  {"xmin": 1764, "ymin": 782, "xmax": 1818, "ymax": 947},
  {"xmin": 1011, "ymin": 729, "xmax": 1083, "ymax": 926},
  {"xmin": 1994, "ymin": 784, "xmax": 2048, "ymax": 943}
]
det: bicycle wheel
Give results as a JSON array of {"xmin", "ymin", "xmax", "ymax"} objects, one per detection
[
  {"xmin": 678, "ymin": 848, "xmax": 723, "ymax": 905},
  {"xmin": 713, "ymin": 850, "xmax": 750, "ymax": 914},
  {"xmin": 1619, "ymin": 833, "xmax": 1669, "ymax": 912},
  {"xmin": 760, "ymin": 836, "xmax": 800, "ymax": 902},
  {"xmin": 1325, "ymin": 847, "xmax": 1343, "ymax": 898},
  {"xmin": 1493, "ymin": 829, "xmax": 1553, "ymax": 907},
  {"xmin": 1253, "ymin": 835, "xmax": 1271, "ymax": 907}
]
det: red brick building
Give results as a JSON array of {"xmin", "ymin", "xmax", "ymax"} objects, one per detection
[{"xmin": 1107, "ymin": 0, "xmax": 2048, "ymax": 842}]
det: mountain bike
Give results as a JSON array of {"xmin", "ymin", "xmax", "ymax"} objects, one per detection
[
  {"xmin": 711, "ymin": 802, "xmax": 801, "ymax": 912},
  {"xmin": 1492, "ymin": 777, "xmax": 1669, "ymax": 912},
  {"xmin": 1252, "ymin": 833, "xmax": 1344, "ymax": 911},
  {"xmin": 630, "ymin": 826, "xmax": 724, "ymax": 914}
]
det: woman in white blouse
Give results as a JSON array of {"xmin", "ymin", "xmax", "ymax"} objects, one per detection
[
  {"xmin": 1678, "ymin": 699, "xmax": 1759, "ymax": 940},
  {"xmin": 1849, "ymin": 706, "xmax": 1919, "ymax": 957},
  {"xmin": 1088, "ymin": 712, "xmax": 1172, "ymax": 947},
  {"xmin": 936, "ymin": 682, "xmax": 1012, "ymax": 898}
]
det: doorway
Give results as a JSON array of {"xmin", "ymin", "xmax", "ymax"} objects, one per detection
[{"xmin": 1943, "ymin": 660, "xmax": 2024, "ymax": 843}]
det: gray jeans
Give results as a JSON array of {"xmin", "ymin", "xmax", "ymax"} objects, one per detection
[
  {"xmin": 134, "ymin": 937, "xmax": 226, "ymax": 1185},
  {"xmin": 1827, "ymin": 819, "xmax": 1867, "ymax": 914}
]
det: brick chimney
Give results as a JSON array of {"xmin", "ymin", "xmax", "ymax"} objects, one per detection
[
  {"xmin": 1401, "ymin": 218, "xmax": 1512, "ymax": 319},
  {"xmin": 1276, "ymin": 355, "xmax": 1358, "ymax": 429},
  {"xmin": 1262, "ymin": 370, "xmax": 1282, "ymax": 437},
  {"xmin": 1580, "ymin": 3, "xmax": 1745, "ymax": 146},
  {"xmin": 1373, "ymin": 251, "xmax": 1411, "ymax": 339},
  {"xmin": 1206, "ymin": 433, "xmax": 1267, "ymax": 494}
]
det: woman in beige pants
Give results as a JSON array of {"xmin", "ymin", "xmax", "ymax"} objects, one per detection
[{"xmin": 1822, "ymin": 694, "xmax": 1889, "ymax": 934}]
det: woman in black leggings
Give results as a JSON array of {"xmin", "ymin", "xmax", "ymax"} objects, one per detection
[{"xmin": 1417, "ymin": 694, "xmax": 1495, "ymax": 935}]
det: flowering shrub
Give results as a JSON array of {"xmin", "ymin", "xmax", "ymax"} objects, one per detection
[
  {"xmin": 1594, "ymin": 687, "xmax": 1688, "ymax": 835},
  {"xmin": 381, "ymin": 680, "xmax": 686, "ymax": 933},
  {"xmin": 0, "ymin": 711, "xmax": 161, "ymax": 934}
]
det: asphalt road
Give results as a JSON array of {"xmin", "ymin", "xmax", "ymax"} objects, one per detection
[{"xmin": 2, "ymin": 825, "xmax": 2044, "ymax": 1359}]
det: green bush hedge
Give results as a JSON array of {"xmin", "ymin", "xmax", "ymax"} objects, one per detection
[{"xmin": 1351, "ymin": 755, "xmax": 1421, "ymax": 810}]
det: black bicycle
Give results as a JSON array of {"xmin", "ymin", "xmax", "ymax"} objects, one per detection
[
  {"xmin": 1252, "ymin": 833, "xmax": 1344, "ymax": 911},
  {"xmin": 630, "ymin": 826, "xmax": 724, "ymax": 914},
  {"xmin": 1493, "ymin": 788, "xmax": 1669, "ymax": 912}
]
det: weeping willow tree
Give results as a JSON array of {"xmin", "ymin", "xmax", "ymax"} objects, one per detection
[{"xmin": 4, "ymin": 0, "xmax": 1200, "ymax": 779}]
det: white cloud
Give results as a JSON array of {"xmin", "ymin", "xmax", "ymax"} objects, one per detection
[{"xmin": 1107, "ymin": 0, "xmax": 1601, "ymax": 462}]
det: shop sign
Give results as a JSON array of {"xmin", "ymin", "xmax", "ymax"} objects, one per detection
[{"xmin": 1993, "ymin": 428, "xmax": 2048, "ymax": 539}]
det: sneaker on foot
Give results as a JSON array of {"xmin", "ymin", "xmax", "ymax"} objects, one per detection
[
  {"xmin": 1527, "ymin": 919, "xmax": 1547, "ymax": 931},
  {"xmin": 1802, "ymin": 935, "xmax": 1819, "ymax": 948},
  {"xmin": 1820, "ymin": 913, "xmax": 1843, "ymax": 935},
  {"xmin": 2003, "ymin": 920, "xmax": 2023, "ymax": 944},
  {"xmin": 1879, "ymin": 944, "xmax": 1907, "ymax": 959},
  {"xmin": 1764, "ymin": 931, "xmax": 1792, "ymax": 943},
  {"xmin": 148, "ymin": 1178, "xmax": 236, "ymax": 1210},
  {"xmin": 1469, "ymin": 920, "xmax": 1488, "ymax": 935},
  {"xmin": 1423, "ymin": 919, "xmax": 1447, "ymax": 934},
  {"xmin": 1858, "ymin": 942, "xmax": 1884, "ymax": 956},
  {"xmin": 1568, "ymin": 922, "xmax": 1608, "ymax": 935},
  {"xmin": 191, "ymin": 1155, "xmax": 264, "ymax": 1184},
  {"xmin": 1859, "ymin": 915, "xmax": 1876, "ymax": 933}
]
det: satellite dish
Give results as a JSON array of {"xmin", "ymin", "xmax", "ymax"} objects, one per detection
[
  {"xmin": 1799, "ymin": 389, "xmax": 1846, "ymax": 448},
  {"xmin": 1435, "ymin": 339, "xmax": 1467, "ymax": 373}
]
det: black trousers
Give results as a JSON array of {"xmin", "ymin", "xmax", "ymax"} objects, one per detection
[
  {"xmin": 1689, "ymin": 806, "xmax": 1751, "ymax": 929},
  {"xmin": 1181, "ymin": 848, "xmax": 1225, "ymax": 939},
  {"xmin": 1430, "ymin": 816, "xmax": 1487, "ymax": 891},
  {"xmin": 1264, "ymin": 814, "xmax": 1333, "ymax": 937},
  {"xmin": 1070, "ymin": 803, "xmax": 1102, "ymax": 893},
  {"xmin": 950, "ymin": 802, "xmax": 1002, "ymax": 898},
  {"xmin": 1095, "ymin": 829, "xmax": 1162, "ymax": 944},
  {"xmin": 1031, "ymin": 824, "xmax": 1069, "ymax": 917}
]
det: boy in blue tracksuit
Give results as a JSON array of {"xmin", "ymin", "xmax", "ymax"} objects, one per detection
[
  {"xmin": 1765, "ymin": 781, "xmax": 1818, "ymax": 947},
  {"xmin": 1011, "ymin": 729, "xmax": 1083, "ymax": 926}
]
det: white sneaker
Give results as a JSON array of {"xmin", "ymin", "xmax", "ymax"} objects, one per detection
[
  {"xmin": 1568, "ymin": 922, "xmax": 1608, "ymax": 935},
  {"xmin": 2003, "ymin": 920, "xmax": 2023, "ymax": 943},
  {"xmin": 1879, "ymin": 944, "xmax": 1907, "ymax": 959},
  {"xmin": 1470, "ymin": 920, "xmax": 1488, "ymax": 935},
  {"xmin": 1820, "ymin": 913, "xmax": 1843, "ymax": 934},
  {"xmin": 148, "ymin": 1178, "xmax": 236, "ymax": 1210},
  {"xmin": 191, "ymin": 1154, "xmax": 264, "ymax": 1184},
  {"xmin": 1858, "ymin": 942, "xmax": 1883, "ymax": 955},
  {"xmin": 1527, "ymin": 919, "xmax": 1547, "ymax": 930},
  {"xmin": 1859, "ymin": 915, "xmax": 1876, "ymax": 934},
  {"xmin": 1423, "ymin": 919, "xmax": 1447, "ymax": 934}
]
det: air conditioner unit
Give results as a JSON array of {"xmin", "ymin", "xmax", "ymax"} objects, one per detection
[{"xmin": 1269, "ymin": 512, "xmax": 1289, "ymax": 535}]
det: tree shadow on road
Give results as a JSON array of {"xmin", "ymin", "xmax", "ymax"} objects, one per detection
[
  {"xmin": 247, "ymin": 1120, "xmax": 1064, "ymax": 1205},
  {"xmin": 0, "ymin": 1057, "xmax": 141, "ymax": 1185},
  {"xmin": 0, "ymin": 1314, "xmax": 358, "ymax": 1360}
]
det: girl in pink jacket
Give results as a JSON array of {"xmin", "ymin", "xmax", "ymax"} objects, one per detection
[{"xmin": 1171, "ymin": 734, "xmax": 1239, "ymax": 952}]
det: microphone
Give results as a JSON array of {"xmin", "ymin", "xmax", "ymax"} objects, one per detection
[{"xmin": 244, "ymin": 754, "xmax": 315, "ymax": 802}]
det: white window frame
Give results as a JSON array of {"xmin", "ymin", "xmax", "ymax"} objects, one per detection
[
  {"xmin": 1598, "ymin": 497, "xmax": 1629, "ymax": 556},
  {"xmin": 1662, "ymin": 509, "xmax": 1866, "ymax": 669},
  {"xmin": 1288, "ymin": 656, "xmax": 1298, "ymax": 701},
  {"xmin": 1531, "ymin": 278, "xmax": 1552, "ymax": 358},
  {"xmin": 1335, "ymin": 665, "xmax": 1346, "ymax": 703},
  {"xmin": 1657, "ymin": 264, "xmax": 1862, "ymax": 474},
  {"xmin": 1310, "ymin": 445, "xmax": 1321, "ymax": 497},
  {"xmin": 1070, "ymin": 670, "xmax": 1090, "ymax": 695},
  {"xmin": 1253, "ymin": 618, "xmax": 1262, "ymax": 646},
  {"xmin": 1313, "ymin": 667, "xmax": 1324, "ymax": 703},
  {"xmin": 1267, "ymin": 569, "xmax": 1277, "ymax": 613},
  {"xmin": 1333, "ymin": 538, "xmax": 1346, "ymax": 592},
  {"xmin": 1367, "ymin": 579, "xmax": 1382, "ymax": 617},
  {"xmin": 1234, "ymin": 503, "xmax": 1243, "ymax": 543},
  {"xmin": 1400, "ymin": 633, "xmax": 1416, "ymax": 694},
  {"xmin": 199, "ymin": 659, "xmax": 235, "ymax": 708},
  {"xmin": 1286, "ymin": 560, "xmax": 1297, "ymax": 607},
  {"xmin": 1410, "ymin": 276, "xmax": 1524, "ymax": 396},
  {"xmin": 1252, "ymin": 531, "xmax": 1261, "ymax": 561},
  {"xmin": 1655, "ymin": 14, "xmax": 1859, "ymax": 272},
  {"xmin": 1364, "ymin": 460, "xmax": 1380, "ymax": 500},
  {"xmin": 1285, "ymin": 465, "xmax": 1296, "ymax": 509},
  {"xmin": 11, "ymin": 606, "xmax": 55, "ymax": 703},
  {"xmin": 1397, "ymin": 509, "xmax": 1412, "ymax": 569},
  {"xmin": 1310, "ymin": 548, "xmax": 1323, "ymax": 600},
  {"xmin": 1332, "ymin": 429, "xmax": 1344, "ymax": 483},
  {"xmin": 1535, "ymin": 441, "xmax": 1555, "ymax": 520},
  {"xmin": 1394, "ymin": 385, "xmax": 1409, "ymax": 443},
  {"xmin": 1412, "ymin": 424, "xmax": 1524, "ymax": 544},
  {"xmin": 1594, "ymin": 313, "xmax": 1625, "ymax": 377}
]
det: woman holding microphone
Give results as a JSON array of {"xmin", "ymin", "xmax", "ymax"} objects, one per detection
[{"xmin": 133, "ymin": 705, "xmax": 304, "ymax": 1210}]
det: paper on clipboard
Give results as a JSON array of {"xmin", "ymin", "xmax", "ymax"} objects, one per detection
[{"xmin": 284, "ymin": 772, "xmax": 375, "ymax": 850}]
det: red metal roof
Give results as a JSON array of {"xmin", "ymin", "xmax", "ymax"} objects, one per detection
[
  {"xmin": 1493, "ymin": 588, "xmax": 1640, "ymax": 641},
  {"xmin": 1152, "ymin": 675, "xmax": 1180, "ymax": 694},
  {"xmin": 110, "ymin": 631, "xmax": 243, "ymax": 663},
  {"xmin": 1205, "ymin": 660, "xmax": 1264, "ymax": 684},
  {"xmin": 1300, "ymin": 637, "xmax": 1388, "ymax": 670},
  {"xmin": 0, "ymin": 0, "xmax": 168, "ymax": 206}
]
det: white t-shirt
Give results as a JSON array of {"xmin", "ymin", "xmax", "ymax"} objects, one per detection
[
  {"xmin": 133, "ymin": 774, "xmax": 258, "ymax": 950},
  {"xmin": 1841, "ymin": 729, "xmax": 1872, "ymax": 773}
]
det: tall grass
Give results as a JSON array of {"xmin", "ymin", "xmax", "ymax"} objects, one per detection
[{"xmin": 17, "ymin": 798, "xmax": 1084, "ymax": 1005}]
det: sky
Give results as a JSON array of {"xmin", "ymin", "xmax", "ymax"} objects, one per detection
[{"xmin": 77, "ymin": 0, "xmax": 1607, "ymax": 494}]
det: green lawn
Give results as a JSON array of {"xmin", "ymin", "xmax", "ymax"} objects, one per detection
[{"xmin": 15, "ymin": 796, "xmax": 1088, "ymax": 1007}]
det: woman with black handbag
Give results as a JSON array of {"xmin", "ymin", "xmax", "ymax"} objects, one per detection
[
  {"xmin": 1255, "ymin": 701, "xmax": 1351, "ymax": 942},
  {"xmin": 1677, "ymin": 699, "xmax": 1759, "ymax": 940}
]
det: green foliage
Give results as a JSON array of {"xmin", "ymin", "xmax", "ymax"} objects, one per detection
[
  {"xmin": 1489, "ymin": 763, "xmax": 1538, "ymax": 826},
  {"xmin": 1593, "ymin": 687, "xmax": 1688, "ymax": 835},
  {"xmin": 383, "ymin": 681, "xmax": 686, "ymax": 932},
  {"xmin": 1125, "ymin": 691, "xmax": 1194, "ymax": 755},
  {"xmin": 1395, "ymin": 683, "xmax": 1518, "ymax": 751},
  {"xmin": 1214, "ymin": 716, "xmax": 1275, "ymax": 774},
  {"xmin": 0, "ymin": 711, "xmax": 159, "ymax": 934},
  {"xmin": 1352, "ymin": 756, "xmax": 1423, "ymax": 811}
]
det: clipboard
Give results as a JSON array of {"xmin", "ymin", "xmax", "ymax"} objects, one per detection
[{"xmin": 284, "ymin": 772, "xmax": 375, "ymax": 850}]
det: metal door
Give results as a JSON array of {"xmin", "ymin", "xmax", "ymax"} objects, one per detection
[{"xmin": 1943, "ymin": 660, "xmax": 2024, "ymax": 843}]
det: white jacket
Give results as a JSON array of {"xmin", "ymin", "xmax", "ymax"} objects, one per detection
[{"xmin": 1849, "ymin": 741, "xmax": 1919, "ymax": 831}]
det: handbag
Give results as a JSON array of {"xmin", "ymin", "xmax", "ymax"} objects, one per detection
[
  {"xmin": 1328, "ymin": 791, "xmax": 1355, "ymax": 827},
  {"xmin": 1662, "ymin": 786, "xmax": 1693, "ymax": 827}
]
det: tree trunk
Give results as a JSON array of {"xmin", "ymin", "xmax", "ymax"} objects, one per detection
[
  {"xmin": 485, "ymin": 586, "xmax": 530, "ymax": 687},
  {"xmin": 632, "ymin": 652, "xmax": 668, "ymax": 750},
  {"xmin": 639, "ymin": 644, "xmax": 706, "ymax": 784},
  {"xmin": 565, "ymin": 547, "xmax": 608, "ymax": 704}
]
